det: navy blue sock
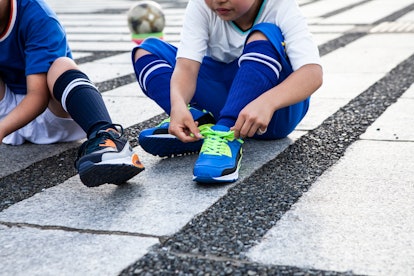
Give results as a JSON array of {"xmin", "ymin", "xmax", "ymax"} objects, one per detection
[
  {"xmin": 133, "ymin": 54, "xmax": 173, "ymax": 114},
  {"xmin": 218, "ymin": 40, "xmax": 288, "ymax": 127},
  {"xmin": 53, "ymin": 69, "xmax": 112, "ymax": 138}
]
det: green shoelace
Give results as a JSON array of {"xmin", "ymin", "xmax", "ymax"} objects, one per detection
[{"xmin": 199, "ymin": 127, "xmax": 243, "ymax": 157}]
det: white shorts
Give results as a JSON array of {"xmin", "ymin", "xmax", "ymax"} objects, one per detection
[{"xmin": 0, "ymin": 85, "xmax": 86, "ymax": 145}]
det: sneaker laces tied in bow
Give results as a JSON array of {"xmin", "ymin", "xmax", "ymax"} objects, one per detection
[{"xmin": 200, "ymin": 127, "xmax": 243, "ymax": 157}]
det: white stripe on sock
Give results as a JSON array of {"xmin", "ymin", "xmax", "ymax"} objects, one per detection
[
  {"xmin": 61, "ymin": 79, "xmax": 96, "ymax": 112},
  {"xmin": 238, "ymin": 52, "xmax": 282, "ymax": 79},
  {"xmin": 138, "ymin": 60, "xmax": 171, "ymax": 91}
]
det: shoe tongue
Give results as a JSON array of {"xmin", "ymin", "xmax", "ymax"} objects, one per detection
[
  {"xmin": 94, "ymin": 128, "xmax": 119, "ymax": 139},
  {"xmin": 105, "ymin": 128, "xmax": 118, "ymax": 134},
  {"xmin": 211, "ymin": 125, "xmax": 230, "ymax": 132}
]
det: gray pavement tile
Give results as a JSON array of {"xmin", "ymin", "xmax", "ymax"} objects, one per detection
[
  {"xmin": 0, "ymin": 142, "xmax": 81, "ymax": 178},
  {"xmin": 0, "ymin": 224, "xmax": 157, "ymax": 276},
  {"xmin": 296, "ymin": 97, "xmax": 348, "ymax": 130},
  {"xmin": 68, "ymin": 42, "xmax": 134, "ymax": 52},
  {"xmin": 322, "ymin": 0, "xmax": 414, "ymax": 24},
  {"xmin": 361, "ymin": 84, "xmax": 414, "ymax": 141},
  {"xmin": 102, "ymin": 91, "xmax": 163, "ymax": 129},
  {"xmin": 46, "ymin": 0, "xmax": 134, "ymax": 13},
  {"xmin": 399, "ymin": 10, "xmax": 414, "ymax": 21},
  {"xmin": 312, "ymin": 33, "xmax": 344, "ymax": 45},
  {"xmin": 79, "ymin": 61, "xmax": 133, "ymax": 84},
  {"xmin": 401, "ymin": 83, "xmax": 414, "ymax": 98},
  {"xmin": 313, "ymin": 72, "xmax": 384, "ymax": 100},
  {"xmin": 321, "ymin": 34, "xmax": 414, "ymax": 74},
  {"xmin": 300, "ymin": 0, "xmax": 364, "ymax": 18},
  {"xmin": 122, "ymin": 49, "xmax": 414, "ymax": 274},
  {"xmin": 0, "ymin": 135, "xmax": 303, "ymax": 236},
  {"xmin": 246, "ymin": 140, "xmax": 414, "ymax": 276},
  {"xmin": 296, "ymin": 31, "xmax": 414, "ymax": 132}
]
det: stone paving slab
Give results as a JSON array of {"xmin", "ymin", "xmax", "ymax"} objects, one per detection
[
  {"xmin": 297, "ymin": 32, "xmax": 414, "ymax": 131},
  {"xmin": 246, "ymin": 69, "xmax": 414, "ymax": 276},
  {"xmin": 0, "ymin": 142, "xmax": 81, "ymax": 178},
  {"xmin": 300, "ymin": 0, "xmax": 363, "ymax": 18},
  {"xmin": 79, "ymin": 59, "xmax": 133, "ymax": 84},
  {"xmin": 361, "ymin": 84, "xmax": 414, "ymax": 141},
  {"xmin": 0, "ymin": 225, "xmax": 157, "ymax": 276},
  {"xmin": 247, "ymin": 140, "xmax": 414, "ymax": 276},
  {"xmin": 322, "ymin": 0, "xmax": 414, "ymax": 24},
  {"xmin": 0, "ymin": 134, "xmax": 302, "ymax": 236},
  {"xmin": 103, "ymin": 83, "xmax": 163, "ymax": 128}
]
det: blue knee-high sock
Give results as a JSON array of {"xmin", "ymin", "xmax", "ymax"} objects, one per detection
[
  {"xmin": 218, "ymin": 40, "xmax": 289, "ymax": 127},
  {"xmin": 53, "ymin": 69, "xmax": 112, "ymax": 138},
  {"xmin": 133, "ymin": 54, "xmax": 173, "ymax": 114}
]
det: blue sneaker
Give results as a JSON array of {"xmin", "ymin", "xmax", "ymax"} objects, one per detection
[
  {"xmin": 75, "ymin": 125, "xmax": 144, "ymax": 187},
  {"xmin": 139, "ymin": 107, "xmax": 215, "ymax": 157},
  {"xmin": 193, "ymin": 125, "xmax": 243, "ymax": 183}
]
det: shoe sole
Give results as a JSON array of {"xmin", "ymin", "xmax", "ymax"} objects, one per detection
[
  {"xmin": 193, "ymin": 148, "xmax": 242, "ymax": 183},
  {"xmin": 139, "ymin": 134, "xmax": 203, "ymax": 157},
  {"xmin": 193, "ymin": 170, "xmax": 239, "ymax": 183},
  {"xmin": 78, "ymin": 154, "xmax": 145, "ymax": 187},
  {"xmin": 193, "ymin": 157, "xmax": 242, "ymax": 184}
]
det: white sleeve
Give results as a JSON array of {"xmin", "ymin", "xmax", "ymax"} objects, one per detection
[{"xmin": 176, "ymin": 0, "xmax": 210, "ymax": 63}]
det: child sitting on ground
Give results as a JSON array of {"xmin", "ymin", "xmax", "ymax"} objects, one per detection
[
  {"xmin": 0, "ymin": 0, "xmax": 144, "ymax": 187},
  {"xmin": 132, "ymin": 0, "xmax": 322, "ymax": 183}
]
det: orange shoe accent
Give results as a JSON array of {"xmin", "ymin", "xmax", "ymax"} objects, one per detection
[
  {"xmin": 99, "ymin": 139, "xmax": 116, "ymax": 148},
  {"xmin": 132, "ymin": 153, "xmax": 144, "ymax": 169}
]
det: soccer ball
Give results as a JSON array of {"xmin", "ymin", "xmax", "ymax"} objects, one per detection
[{"xmin": 127, "ymin": 1, "xmax": 165, "ymax": 44}]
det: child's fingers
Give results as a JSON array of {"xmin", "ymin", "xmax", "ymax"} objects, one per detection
[{"xmin": 188, "ymin": 122, "xmax": 203, "ymax": 139}]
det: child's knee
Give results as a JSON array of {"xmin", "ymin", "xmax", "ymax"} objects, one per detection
[
  {"xmin": 132, "ymin": 37, "xmax": 177, "ymax": 64},
  {"xmin": 133, "ymin": 48, "xmax": 153, "ymax": 62},
  {"xmin": 51, "ymin": 69, "xmax": 94, "ymax": 111},
  {"xmin": 246, "ymin": 31, "xmax": 268, "ymax": 43},
  {"xmin": 47, "ymin": 57, "xmax": 79, "ymax": 91},
  {"xmin": 132, "ymin": 37, "xmax": 162, "ymax": 62}
]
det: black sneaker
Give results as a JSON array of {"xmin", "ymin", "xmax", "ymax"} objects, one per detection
[{"xmin": 75, "ymin": 125, "xmax": 144, "ymax": 187}]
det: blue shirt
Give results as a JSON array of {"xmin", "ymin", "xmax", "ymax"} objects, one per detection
[{"xmin": 0, "ymin": 0, "xmax": 72, "ymax": 94}]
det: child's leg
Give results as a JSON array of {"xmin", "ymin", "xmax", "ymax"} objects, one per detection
[
  {"xmin": 132, "ymin": 38, "xmax": 235, "ymax": 118},
  {"xmin": 47, "ymin": 57, "xmax": 112, "ymax": 138},
  {"xmin": 132, "ymin": 37, "xmax": 177, "ymax": 114},
  {"xmin": 193, "ymin": 24, "xmax": 310, "ymax": 183},
  {"xmin": 190, "ymin": 57, "xmax": 238, "ymax": 119},
  {"xmin": 133, "ymin": 38, "xmax": 232, "ymax": 157},
  {"xmin": 217, "ymin": 23, "xmax": 309, "ymax": 139},
  {"xmin": 47, "ymin": 57, "xmax": 144, "ymax": 187}
]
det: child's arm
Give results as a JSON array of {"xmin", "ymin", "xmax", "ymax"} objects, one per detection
[
  {"xmin": 0, "ymin": 74, "xmax": 50, "ymax": 143},
  {"xmin": 168, "ymin": 57, "xmax": 204, "ymax": 142},
  {"xmin": 232, "ymin": 64, "xmax": 323, "ymax": 138}
]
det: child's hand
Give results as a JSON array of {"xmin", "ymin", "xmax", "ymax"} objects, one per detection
[
  {"xmin": 231, "ymin": 97, "xmax": 273, "ymax": 138},
  {"xmin": 169, "ymin": 106, "xmax": 203, "ymax": 142}
]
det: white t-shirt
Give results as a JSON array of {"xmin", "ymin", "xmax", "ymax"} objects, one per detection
[{"xmin": 177, "ymin": 0, "xmax": 320, "ymax": 71}]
